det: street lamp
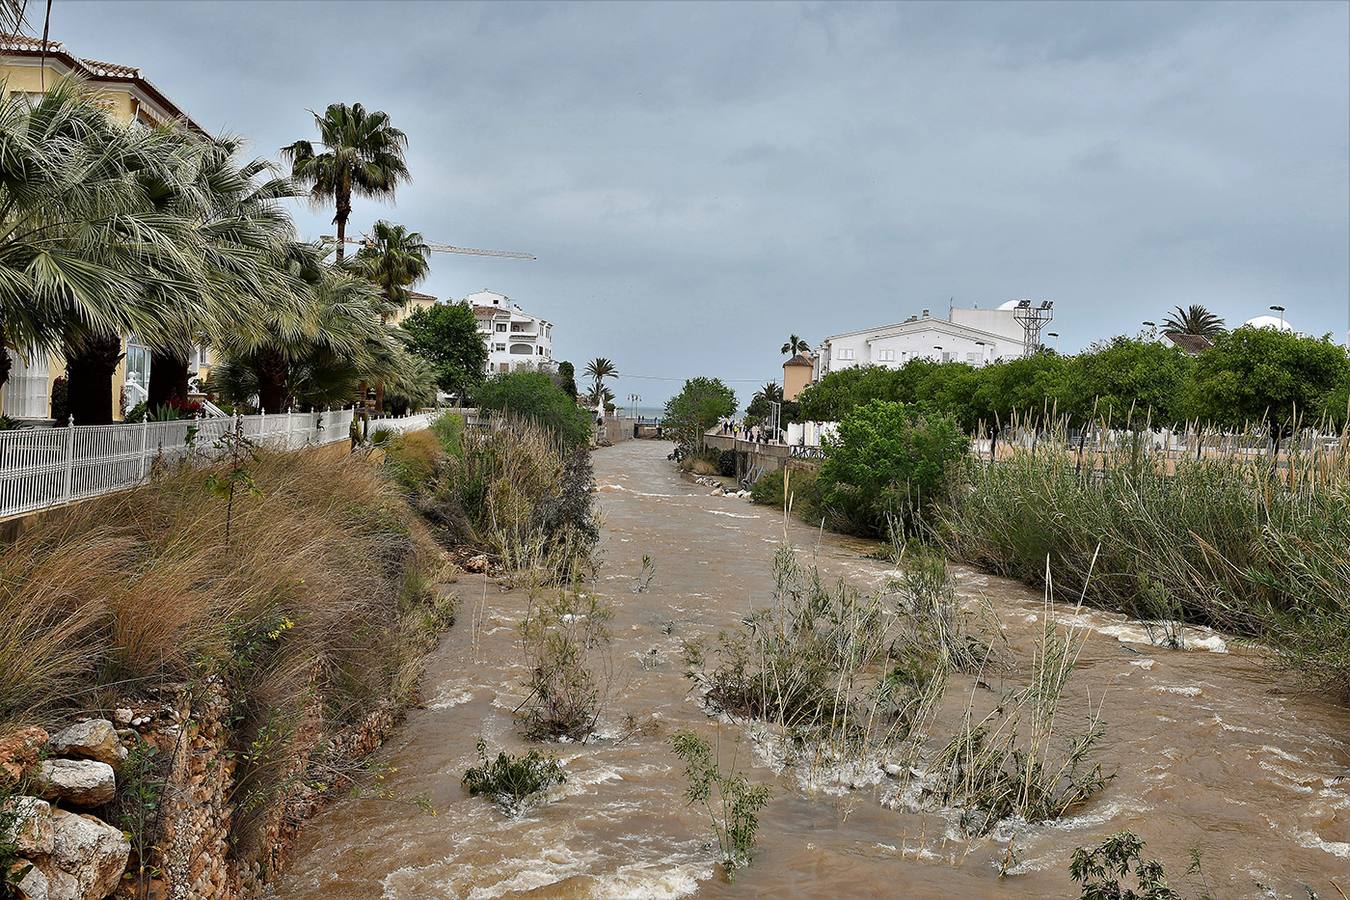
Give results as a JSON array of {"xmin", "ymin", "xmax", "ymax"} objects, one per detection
[
  {"xmin": 1047, "ymin": 331, "xmax": 1060, "ymax": 352},
  {"xmin": 1269, "ymin": 305, "xmax": 1286, "ymax": 330}
]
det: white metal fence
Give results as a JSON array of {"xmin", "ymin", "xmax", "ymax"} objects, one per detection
[{"xmin": 0, "ymin": 408, "xmax": 436, "ymax": 520}]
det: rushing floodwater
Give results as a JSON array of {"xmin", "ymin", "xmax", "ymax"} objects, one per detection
[{"xmin": 278, "ymin": 440, "xmax": 1350, "ymax": 899}]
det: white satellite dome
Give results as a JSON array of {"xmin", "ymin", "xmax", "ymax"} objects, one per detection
[
  {"xmin": 997, "ymin": 299, "xmax": 1029, "ymax": 311},
  {"xmin": 1242, "ymin": 314, "xmax": 1293, "ymax": 331}
]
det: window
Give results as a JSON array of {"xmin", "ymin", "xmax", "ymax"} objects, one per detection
[
  {"xmin": 966, "ymin": 352, "xmax": 981, "ymax": 365},
  {"xmin": 494, "ymin": 343, "xmax": 506, "ymax": 352},
  {"xmin": 878, "ymin": 349, "xmax": 895, "ymax": 362},
  {"xmin": 941, "ymin": 352, "xmax": 954, "ymax": 363},
  {"xmin": 536, "ymin": 346, "xmax": 543, "ymax": 355},
  {"xmin": 509, "ymin": 343, "xmax": 533, "ymax": 355},
  {"xmin": 3, "ymin": 346, "xmax": 50, "ymax": 419},
  {"xmin": 838, "ymin": 348, "xmax": 855, "ymax": 361},
  {"xmin": 495, "ymin": 323, "xmax": 508, "ymax": 332},
  {"xmin": 124, "ymin": 335, "xmax": 151, "ymax": 406}
]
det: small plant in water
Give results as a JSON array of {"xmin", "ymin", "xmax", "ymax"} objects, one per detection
[
  {"xmin": 672, "ymin": 728, "xmax": 771, "ymax": 882},
  {"xmin": 632, "ymin": 553, "xmax": 657, "ymax": 594},
  {"xmin": 517, "ymin": 582, "xmax": 613, "ymax": 741},
  {"xmin": 461, "ymin": 738, "xmax": 566, "ymax": 815},
  {"xmin": 1069, "ymin": 831, "xmax": 1181, "ymax": 899}
]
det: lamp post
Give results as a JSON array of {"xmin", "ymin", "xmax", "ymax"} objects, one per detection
[
  {"xmin": 1269, "ymin": 305, "xmax": 1286, "ymax": 330},
  {"xmin": 1047, "ymin": 331, "xmax": 1060, "ymax": 353}
]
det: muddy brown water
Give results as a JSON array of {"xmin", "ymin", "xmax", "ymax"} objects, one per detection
[{"xmin": 277, "ymin": 440, "xmax": 1350, "ymax": 899}]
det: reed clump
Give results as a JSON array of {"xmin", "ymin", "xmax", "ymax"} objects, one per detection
[{"xmin": 944, "ymin": 418, "xmax": 1350, "ymax": 694}]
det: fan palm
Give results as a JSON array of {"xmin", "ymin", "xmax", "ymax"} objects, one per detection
[
  {"xmin": 350, "ymin": 220, "xmax": 430, "ymax": 314},
  {"xmin": 282, "ymin": 103, "xmax": 409, "ymax": 262},
  {"xmin": 0, "ymin": 79, "xmax": 207, "ymax": 422},
  {"xmin": 780, "ymin": 334, "xmax": 809, "ymax": 356},
  {"xmin": 1162, "ymin": 305, "xmax": 1225, "ymax": 338}
]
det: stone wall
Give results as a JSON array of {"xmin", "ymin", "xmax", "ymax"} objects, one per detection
[{"xmin": 3, "ymin": 681, "xmax": 405, "ymax": 900}]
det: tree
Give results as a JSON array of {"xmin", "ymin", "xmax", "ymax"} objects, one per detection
[
  {"xmin": 351, "ymin": 220, "xmax": 430, "ymax": 315},
  {"xmin": 282, "ymin": 103, "xmax": 409, "ymax": 262},
  {"xmin": 1162, "ymin": 304, "xmax": 1225, "ymax": 338},
  {"xmin": 745, "ymin": 381, "xmax": 783, "ymax": 425},
  {"xmin": 662, "ymin": 377, "xmax": 737, "ymax": 454},
  {"xmin": 1184, "ymin": 326, "xmax": 1350, "ymax": 439},
  {"xmin": 584, "ymin": 357, "xmax": 618, "ymax": 409},
  {"xmin": 401, "ymin": 301, "xmax": 488, "ymax": 402},
  {"xmin": 554, "ymin": 361, "xmax": 579, "ymax": 400},
  {"xmin": 0, "ymin": 80, "xmax": 210, "ymax": 422},
  {"xmin": 476, "ymin": 370, "xmax": 591, "ymax": 446},
  {"xmin": 1068, "ymin": 337, "xmax": 1194, "ymax": 428},
  {"xmin": 780, "ymin": 334, "xmax": 810, "ymax": 356},
  {"xmin": 817, "ymin": 399, "xmax": 966, "ymax": 536}
]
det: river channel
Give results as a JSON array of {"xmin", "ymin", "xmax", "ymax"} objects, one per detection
[{"xmin": 277, "ymin": 439, "xmax": 1350, "ymax": 898}]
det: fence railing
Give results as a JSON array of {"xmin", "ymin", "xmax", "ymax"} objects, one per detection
[{"xmin": 0, "ymin": 408, "xmax": 435, "ymax": 521}]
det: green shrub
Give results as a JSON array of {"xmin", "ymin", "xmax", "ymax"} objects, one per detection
[
  {"xmin": 748, "ymin": 467, "xmax": 820, "ymax": 517},
  {"xmin": 462, "ymin": 738, "xmax": 565, "ymax": 815},
  {"xmin": 716, "ymin": 449, "xmax": 737, "ymax": 478},
  {"xmin": 672, "ymin": 729, "xmax": 771, "ymax": 882},
  {"xmin": 817, "ymin": 400, "xmax": 966, "ymax": 536},
  {"xmin": 476, "ymin": 371, "xmax": 591, "ymax": 447},
  {"xmin": 1069, "ymin": 832, "xmax": 1182, "ymax": 899}
]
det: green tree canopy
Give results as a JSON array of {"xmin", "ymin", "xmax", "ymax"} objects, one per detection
[
  {"xmin": 401, "ymin": 301, "xmax": 488, "ymax": 400},
  {"xmin": 476, "ymin": 370, "xmax": 591, "ymax": 446},
  {"xmin": 554, "ymin": 361, "xmax": 579, "ymax": 399},
  {"xmin": 1184, "ymin": 327, "xmax": 1350, "ymax": 433},
  {"xmin": 662, "ymin": 377, "xmax": 737, "ymax": 453},
  {"xmin": 818, "ymin": 399, "xmax": 967, "ymax": 536},
  {"xmin": 1068, "ymin": 337, "xmax": 1194, "ymax": 428}
]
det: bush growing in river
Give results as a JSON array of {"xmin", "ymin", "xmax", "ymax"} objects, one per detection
[
  {"xmin": 1069, "ymin": 831, "xmax": 1183, "ymax": 900},
  {"xmin": 518, "ymin": 584, "xmax": 613, "ymax": 741},
  {"xmin": 671, "ymin": 729, "xmax": 771, "ymax": 882},
  {"xmin": 461, "ymin": 738, "xmax": 566, "ymax": 815}
]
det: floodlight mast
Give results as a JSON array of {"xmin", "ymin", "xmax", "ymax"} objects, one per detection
[{"xmin": 1012, "ymin": 299, "xmax": 1054, "ymax": 355}]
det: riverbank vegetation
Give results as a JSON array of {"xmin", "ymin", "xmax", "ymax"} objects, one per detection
[{"xmin": 662, "ymin": 377, "xmax": 738, "ymax": 456}]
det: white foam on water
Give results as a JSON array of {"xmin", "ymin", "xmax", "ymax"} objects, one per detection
[
  {"xmin": 1128, "ymin": 659, "xmax": 1155, "ymax": 669},
  {"xmin": 1054, "ymin": 611, "xmax": 1229, "ymax": 653},
  {"xmin": 592, "ymin": 859, "xmax": 711, "ymax": 899},
  {"xmin": 1292, "ymin": 828, "xmax": 1350, "ymax": 859},
  {"xmin": 1153, "ymin": 684, "xmax": 1202, "ymax": 697},
  {"xmin": 427, "ymin": 684, "xmax": 474, "ymax": 709},
  {"xmin": 707, "ymin": 509, "xmax": 758, "ymax": 519}
]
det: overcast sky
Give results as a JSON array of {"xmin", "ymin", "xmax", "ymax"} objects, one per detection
[{"xmin": 55, "ymin": 0, "xmax": 1350, "ymax": 405}]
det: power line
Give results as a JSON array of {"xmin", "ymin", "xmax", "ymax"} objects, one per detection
[{"xmin": 614, "ymin": 374, "xmax": 771, "ymax": 383}]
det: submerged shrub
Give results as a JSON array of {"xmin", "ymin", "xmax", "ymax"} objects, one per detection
[
  {"xmin": 672, "ymin": 729, "xmax": 771, "ymax": 882},
  {"xmin": 462, "ymin": 738, "xmax": 566, "ymax": 815},
  {"xmin": 518, "ymin": 585, "xmax": 613, "ymax": 741},
  {"xmin": 1069, "ymin": 832, "xmax": 1181, "ymax": 900}
]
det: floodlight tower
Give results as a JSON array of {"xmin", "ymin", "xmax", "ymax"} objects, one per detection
[{"xmin": 1013, "ymin": 299, "xmax": 1054, "ymax": 355}]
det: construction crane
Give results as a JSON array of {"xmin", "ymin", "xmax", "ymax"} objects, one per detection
[{"xmin": 319, "ymin": 234, "xmax": 536, "ymax": 260}]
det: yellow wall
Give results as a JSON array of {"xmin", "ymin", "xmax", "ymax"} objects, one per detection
[
  {"xmin": 783, "ymin": 362, "xmax": 813, "ymax": 402},
  {"xmin": 390, "ymin": 296, "xmax": 437, "ymax": 327}
]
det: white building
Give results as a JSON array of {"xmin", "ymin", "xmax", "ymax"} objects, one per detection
[
  {"xmin": 468, "ymin": 290, "xmax": 556, "ymax": 374},
  {"xmin": 813, "ymin": 302, "xmax": 1032, "ymax": 380}
]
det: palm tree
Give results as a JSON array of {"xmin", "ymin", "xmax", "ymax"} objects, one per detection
[
  {"xmin": 753, "ymin": 381, "xmax": 783, "ymax": 403},
  {"xmin": 1162, "ymin": 305, "xmax": 1225, "ymax": 338},
  {"xmin": 282, "ymin": 103, "xmax": 410, "ymax": 262},
  {"xmin": 584, "ymin": 357, "xmax": 618, "ymax": 410},
  {"xmin": 780, "ymin": 334, "xmax": 809, "ymax": 356},
  {"xmin": 351, "ymin": 220, "xmax": 430, "ymax": 316},
  {"xmin": 0, "ymin": 80, "xmax": 209, "ymax": 423}
]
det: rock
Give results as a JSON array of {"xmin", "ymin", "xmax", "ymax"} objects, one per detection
[
  {"xmin": 37, "ymin": 760, "xmax": 116, "ymax": 807},
  {"xmin": 111, "ymin": 709, "xmax": 133, "ymax": 727},
  {"xmin": 13, "ymin": 863, "xmax": 49, "ymax": 900},
  {"xmin": 0, "ymin": 726, "xmax": 49, "ymax": 785},
  {"xmin": 41, "ymin": 810, "xmax": 130, "ymax": 900},
  {"xmin": 711, "ymin": 487, "xmax": 724, "ymax": 496},
  {"xmin": 883, "ymin": 763, "xmax": 904, "ymax": 777},
  {"xmin": 463, "ymin": 554, "xmax": 490, "ymax": 574},
  {"xmin": 2, "ymin": 796, "xmax": 54, "ymax": 856},
  {"xmin": 46, "ymin": 720, "xmax": 124, "ymax": 767}
]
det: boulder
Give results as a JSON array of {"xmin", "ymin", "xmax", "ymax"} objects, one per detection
[
  {"xmin": 13, "ymin": 863, "xmax": 49, "ymax": 900},
  {"xmin": 2, "ymin": 796, "xmax": 54, "ymax": 856},
  {"xmin": 463, "ymin": 554, "xmax": 490, "ymax": 574},
  {"xmin": 41, "ymin": 810, "xmax": 130, "ymax": 900},
  {"xmin": 46, "ymin": 720, "xmax": 124, "ymax": 767},
  {"xmin": 37, "ymin": 760, "xmax": 116, "ymax": 807},
  {"xmin": 0, "ymin": 726, "xmax": 49, "ymax": 785}
]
